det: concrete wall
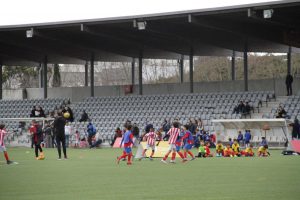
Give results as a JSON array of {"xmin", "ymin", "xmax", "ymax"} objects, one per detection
[{"xmin": 2, "ymin": 77, "xmax": 299, "ymax": 102}]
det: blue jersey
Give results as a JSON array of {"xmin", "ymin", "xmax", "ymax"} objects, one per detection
[
  {"xmin": 121, "ymin": 130, "xmax": 133, "ymax": 147},
  {"xmin": 182, "ymin": 131, "xmax": 194, "ymax": 144}
]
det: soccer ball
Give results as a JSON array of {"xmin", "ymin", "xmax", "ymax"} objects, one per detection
[{"xmin": 63, "ymin": 112, "xmax": 70, "ymax": 119}]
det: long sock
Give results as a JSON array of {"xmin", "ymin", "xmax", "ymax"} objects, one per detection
[
  {"xmin": 35, "ymin": 145, "xmax": 39, "ymax": 157},
  {"xmin": 142, "ymin": 149, "xmax": 147, "ymax": 157},
  {"xmin": 163, "ymin": 152, "xmax": 171, "ymax": 160},
  {"xmin": 177, "ymin": 151, "xmax": 185, "ymax": 159},
  {"xmin": 171, "ymin": 152, "xmax": 176, "ymax": 160},
  {"xmin": 184, "ymin": 151, "xmax": 187, "ymax": 158},
  {"xmin": 128, "ymin": 152, "xmax": 132, "ymax": 163},
  {"xmin": 4, "ymin": 152, "xmax": 9, "ymax": 161},
  {"xmin": 118, "ymin": 152, "xmax": 127, "ymax": 160},
  {"xmin": 188, "ymin": 151, "xmax": 194, "ymax": 158}
]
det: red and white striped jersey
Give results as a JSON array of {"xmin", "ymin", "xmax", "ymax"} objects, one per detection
[
  {"xmin": 145, "ymin": 131, "xmax": 156, "ymax": 146},
  {"xmin": 0, "ymin": 129, "xmax": 7, "ymax": 146},
  {"xmin": 167, "ymin": 128, "xmax": 180, "ymax": 144}
]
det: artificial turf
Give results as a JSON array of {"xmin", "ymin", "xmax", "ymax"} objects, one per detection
[{"xmin": 0, "ymin": 147, "xmax": 300, "ymax": 200}]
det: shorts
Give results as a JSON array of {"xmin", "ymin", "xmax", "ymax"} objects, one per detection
[
  {"xmin": 184, "ymin": 144, "xmax": 193, "ymax": 150},
  {"xmin": 145, "ymin": 144, "xmax": 155, "ymax": 150},
  {"xmin": 245, "ymin": 140, "xmax": 250, "ymax": 144},
  {"xmin": 0, "ymin": 145, "xmax": 7, "ymax": 152},
  {"xmin": 168, "ymin": 144, "xmax": 176, "ymax": 151},
  {"xmin": 124, "ymin": 147, "xmax": 132, "ymax": 154},
  {"xmin": 176, "ymin": 145, "xmax": 181, "ymax": 152}
]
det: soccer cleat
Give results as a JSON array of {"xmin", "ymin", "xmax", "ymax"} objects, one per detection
[
  {"xmin": 138, "ymin": 156, "xmax": 145, "ymax": 161},
  {"xmin": 160, "ymin": 159, "xmax": 168, "ymax": 164},
  {"xmin": 169, "ymin": 160, "xmax": 176, "ymax": 164},
  {"xmin": 149, "ymin": 157, "xmax": 153, "ymax": 161},
  {"xmin": 127, "ymin": 162, "xmax": 132, "ymax": 165},
  {"xmin": 182, "ymin": 158, "xmax": 188, "ymax": 163},
  {"xmin": 190, "ymin": 157, "xmax": 196, "ymax": 161},
  {"xmin": 57, "ymin": 158, "xmax": 62, "ymax": 160},
  {"xmin": 7, "ymin": 160, "xmax": 14, "ymax": 165},
  {"xmin": 116, "ymin": 157, "xmax": 120, "ymax": 164}
]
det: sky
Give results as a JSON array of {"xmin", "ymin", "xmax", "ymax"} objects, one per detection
[{"xmin": 0, "ymin": 0, "xmax": 280, "ymax": 26}]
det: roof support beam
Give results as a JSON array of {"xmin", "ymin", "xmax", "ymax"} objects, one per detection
[
  {"xmin": 138, "ymin": 50, "xmax": 143, "ymax": 95},
  {"xmin": 189, "ymin": 47, "xmax": 194, "ymax": 93},
  {"xmin": 0, "ymin": 61, "xmax": 2, "ymax": 100},
  {"xmin": 90, "ymin": 53, "xmax": 95, "ymax": 97},
  {"xmin": 43, "ymin": 56, "xmax": 48, "ymax": 99},
  {"xmin": 244, "ymin": 44, "xmax": 248, "ymax": 92}
]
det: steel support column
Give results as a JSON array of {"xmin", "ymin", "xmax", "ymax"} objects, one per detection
[
  {"xmin": 90, "ymin": 53, "xmax": 95, "ymax": 97},
  {"xmin": 0, "ymin": 62, "xmax": 2, "ymax": 100},
  {"xmin": 179, "ymin": 55, "xmax": 184, "ymax": 83},
  {"xmin": 287, "ymin": 46, "xmax": 292, "ymax": 74},
  {"xmin": 39, "ymin": 63, "xmax": 43, "ymax": 88},
  {"xmin": 43, "ymin": 56, "xmax": 48, "ymax": 99},
  {"xmin": 244, "ymin": 50, "xmax": 248, "ymax": 92},
  {"xmin": 85, "ymin": 61, "xmax": 88, "ymax": 87},
  {"xmin": 138, "ymin": 51, "xmax": 143, "ymax": 95},
  {"xmin": 131, "ymin": 58, "xmax": 135, "ymax": 85},
  {"xmin": 231, "ymin": 51, "xmax": 236, "ymax": 81},
  {"xmin": 189, "ymin": 47, "xmax": 194, "ymax": 93}
]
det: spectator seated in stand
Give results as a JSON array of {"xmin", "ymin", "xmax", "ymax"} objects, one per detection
[
  {"xmin": 30, "ymin": 106, "xmax": 37, "ymax": 117},
  {"xmin": 79, "ymin": 110, "xmax": 89, "ymax": 122},
  {"xmin": 242, "ymin": 102, "xmax": 252, "ymax": 118},
  {"xmin": 275, "ymin": 105, "xmax": 288, "ymax": 119},
  {"xmin": 233, "ymin": 101, "xmax": 245, "ymax": 114}
]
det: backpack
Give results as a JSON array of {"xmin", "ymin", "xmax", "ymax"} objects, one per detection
[{"xmin": 88, "ymin": 124, "xmax": 96, "ymax": 136}]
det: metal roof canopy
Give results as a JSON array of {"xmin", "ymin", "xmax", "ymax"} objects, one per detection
[
  {"xmin": 212, "ymin": 118, "xmax": 289, "ymax": 130},
  {"xmin": 0, "ymin": 0, "xmax": 300, "ymax": 66}
]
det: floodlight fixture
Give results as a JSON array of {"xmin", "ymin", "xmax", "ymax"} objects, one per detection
[
  {"xmin": 26, "ymin": 28, "xmax": 34, "ymax": 38},
  {"xmin": 137, "ymin": 21, "xmax": 147, "ymax": 30},
  {"xmin": 263, "ymin": 9, "xmax": 274, "ymax": 19}
]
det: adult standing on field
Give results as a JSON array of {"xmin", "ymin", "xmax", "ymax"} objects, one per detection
[
  {"xmin": 285, "ymin": 73, "xmax": 293, "ymax": 96},
  {"xmin": 53, "ymin": 111, "xmax": 67, "ymax": 160}
]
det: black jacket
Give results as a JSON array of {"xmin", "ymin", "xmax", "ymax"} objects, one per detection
[{"xmin": 53, "ymin": 116, "xmax": 66, "ymax": 137}]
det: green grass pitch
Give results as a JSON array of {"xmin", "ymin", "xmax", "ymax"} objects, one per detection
[{"xmin": 1, "ymin": 147, "xmax": 300, "ymax": 200}]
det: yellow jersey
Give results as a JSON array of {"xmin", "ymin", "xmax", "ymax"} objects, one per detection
[
  {"xmin": 216, "ymin": 144, "xmax": 224, "ymax": 151},
  {"xmin": 245, "ymin": 147, "xmax": 253, "ymax": 154},
  {"xmin": 232, "ymin": 143, "xmax": 240, "ymax": 152},
  {"xmin": 258, "ymin": 146, "xmax": 266, "ymax": 153}
]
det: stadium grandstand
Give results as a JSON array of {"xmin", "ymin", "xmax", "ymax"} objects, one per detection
[{"xmin": 0, "ymin": 0, "xmax": 300, "ymax": 148}]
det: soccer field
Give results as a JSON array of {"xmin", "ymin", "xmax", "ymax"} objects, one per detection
[{"xmin": 0, "ymin": 147, "xmax": 300, "ymax": 200}]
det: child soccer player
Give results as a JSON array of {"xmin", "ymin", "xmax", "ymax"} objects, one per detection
[
  {"xmin": 196, "ymin": 141, "xmax": 206, "ymax": 158},
  {"xmin": 204, "ymin": 142, "xmax": 213, "ymax": 157},
  {"xmin": 74, "ymin": 130, "xmax": 80, "ymax": 148},
  {"xmin": 241, "ymin": 144, "xmax": 254, "ymax": 157},
  {"xmin": 258, "ymin": 144, "xmax": 270, "ymax": 157},
  {"xmin": 223, "ymin": 144, "xmax": 234, "ymax": 157},
  {"xmin": 161, "ymin": 122, "xmax": 185, "ymax": 163},
  {"xmin": 0, "ymin": 124, "xmax": 15, "ymax": 164},
  {"xmin": 181, "ymin": 125, "xmax": 195, "ymax": 160},
  {"xmin": 140, "ymin": 127, "xmax": 156, "ymax": 161},
  {"xmin": 216, "ymin": 141, "xmax": 224, "ymax": 157},
  {"xmin": 231, "ymin": 139, "xmax": 241, "ymax": 157},
  {"xmin": 174, "ymin": 131, "xmax": 186, "ymax": 163},
  {"xmin": 117, "ymin": 124, "xmax": 134, "ymax": 165},
  {"xmin": 29, "ymin": 120, "xmax": 45, "ymax": 160}
]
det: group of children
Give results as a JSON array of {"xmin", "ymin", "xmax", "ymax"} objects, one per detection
[
  {"xmin": 209, "ymin": 139, "xmax": 270, "ymax": 158},
  {"xmin": 116, "ymin": 122, "xmax": 271, "ymax": 165}
]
